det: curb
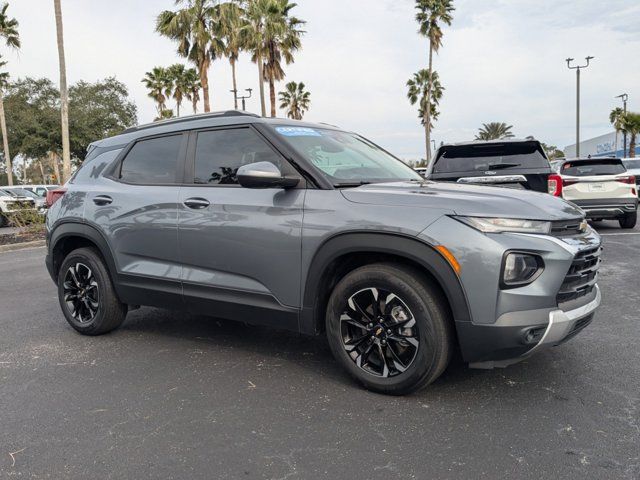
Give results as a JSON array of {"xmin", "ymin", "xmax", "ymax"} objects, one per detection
[{"xmin": 0, "ymin": 240, "xmax": 46, "ymax": 253}]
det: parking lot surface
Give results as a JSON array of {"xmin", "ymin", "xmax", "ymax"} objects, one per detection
[{"xmin": 0, "ymin": 221, "xmax": 639, "ymax": 479}]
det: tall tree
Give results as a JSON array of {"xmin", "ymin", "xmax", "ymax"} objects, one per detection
[
  {"xmin": 218, "ymin": 1, "xmax": 246, "ymax": 110},
  {"xmin": 415, "ymin": 0, "xmax": 454, "ymax": 163},
  {"xmin": 407, "ymin": 69, "xmax": 444, "ymax": 146},
  {"xmin": 168, "ymin": 63, "xmax": 189, "ymax": 116},
  {"xmin": 54, "ymin": 0, "xmax": 72, "ymax": 183},
  {"xmin": 156, "ymin": 0, "xmax": 224, "ymax": 113},
  {"xmin": 142, "ymin": 67, "xmax": 172, "ymax": 119},
  {"xmin": 278, "ymin": 81, "xmax": 309, "ymax": 120},
  {"xmin": 184, "ymin": 67, "xmax": 201, "ymax": 114},
  {"xmin": 262, "ymin": 0, "xmax": 304, "ymax": 117},
  {"xmin": 620, "ymin": 112, "xmax": 640, "ymax": 158},
  {"xmin": 0, "ymin": 2, "xmax": 19, "ymax": 186},
  {"xmin": 610, "ymin": 107, "xmax": 625, "ymax": 155},
  {"xmin": 475, "ymin": 122, "xmax": 514, "ymax": 141}
]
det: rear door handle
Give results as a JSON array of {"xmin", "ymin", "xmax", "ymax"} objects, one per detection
[
  {"xmin": 184, "ymin": 197, "xmax": 210, "ymax": 209},
  {"xmin": 93, "ymin": 195, "xmax": 113, "ymax": 206}
]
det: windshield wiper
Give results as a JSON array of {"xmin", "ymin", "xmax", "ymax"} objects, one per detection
[
  {"xmin": 333, "ymin": 181, "xmax": 372, "ymax": 188},
  {"xmin": 485, "ymin": 163, "xmax": 521, "ymax": 170}
]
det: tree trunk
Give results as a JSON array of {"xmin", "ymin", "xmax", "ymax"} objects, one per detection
[
  {"xmin": 176, "ymin": 100, "xmax": 181, "ymax": 117},
  {"xmin": 192, "ymin": 96, "xmax": 198, "ymax": 114},
  {"xmin": 424, "ymin": 43, "xmax": 433, "ymax": 164},
  {"xmin": 269, "ymin": 76, "xmax": 277, "ymax": 117},
  {"xmin": 0, "ymin": 92, "xmax": 13, "ymax": 186},
  {"xmin": 257, "ymin": 53, "xmax": 266, "ymax": 117},
  {"xmin": 38, "ymin": 160, "xmax": 46, "ymax": 183},
  {"xmin": 630, "ymin": 133, "xmax": 637, "ymax": 158},
  {"xmin": 200, "ymin": 60, "xmax": 210, "ymax": 113},
  {"xmin": 54, "ymin": 0, "xmax": 72, "ymax": 183},
  {"xmin": 231, "ymin": 58, "xmax": 238, "ymax": 110},
  {"xmin": 50, "ymin": 151, "xmax": 61, "ymax": 184}
]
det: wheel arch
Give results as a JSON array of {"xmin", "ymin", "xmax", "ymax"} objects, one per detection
[{"xmin": 300, "ymin": 232, "xmax": 472, "ymax": 335}]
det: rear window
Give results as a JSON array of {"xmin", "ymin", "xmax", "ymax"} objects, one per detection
[
  {"xmin": 623, "ymin": 160, "xmax": 640, "ymax": 170},
  {"xmin": 562, "ymin": 160, "xmax": 626, "ymax": 177},
  {"xmin": 433, "ymin": 142, "xmax": 550, "ymax": 173},
  {"xmin": 120, "ymin": 135, "xmax": 182, "ymax": 184}
]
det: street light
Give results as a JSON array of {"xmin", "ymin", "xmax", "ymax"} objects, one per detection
[
  {"xmin": 566, "ymin": 56, "xmax": 594, "ymax": 158},
  {"xmin": 230, "ymin": 88, "xmax": 253, "ymax": 111},
  {"xmin": 615, "ymin": 93, "xmax": 628, "ymax": 157}
]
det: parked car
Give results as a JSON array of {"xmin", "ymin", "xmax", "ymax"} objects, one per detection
[
  {"xmin": 426, "ymin": 138, "xmax": 553, "ymax": 192},
  {"xmin": 622, "ymin": 158, "xmax": 640, "ymax": 197},
  {"xmin": 20, "ymin": 184, "xmax": 60, "ymax": 197},
  {"xmin": 414, "ymin": 166, "xmax": 428, "ymax": 177},
  {"xmin": 550, "ymin": 159, "xmax": 564, "ymax": 173},
  {"xmin": 0, "ymin": 188, "xmax": 37, "ymax": 227},
  {"xmin": 2, "ymin": 187, "xmax": 47, "ymax": 212},
  {"xmin": 548, "ymin": 158, "xmax": 637, "ymax": 228},
  {"xmin": 45, "ymin": 111, "xmax": 602, "ymax": 395}
]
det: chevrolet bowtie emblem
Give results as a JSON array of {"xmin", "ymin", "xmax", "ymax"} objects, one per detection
[{"xmin": 375, "ymin": 327, "xmax": 383, "ymax": 336}]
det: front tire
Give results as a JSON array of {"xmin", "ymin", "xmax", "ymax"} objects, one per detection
[
  {"xmin": 57, "ymin": 247, "xmax": 127, "ymax": 335},
  {"xmin": 325, "ymin": 263, "xmax": 453, "ymax": 395},
  {"xmin": 619, "ymin": 212, "xmax": 637, "ymax": 229}
]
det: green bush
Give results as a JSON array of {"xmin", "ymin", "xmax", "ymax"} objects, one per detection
[{"xmin": 6, "ymin": 205, "xmax": 45, "ymax": 231}]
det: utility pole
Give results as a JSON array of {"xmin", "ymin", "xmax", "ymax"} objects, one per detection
[
  {"xmin": 566, "ymin": 56, "xmax": 594, "ymax": 158},
  {"xmin": 615, "ymin": 93, "xmax": 628, "ymax": 157},
  {"xmin": 237, "ymin": 88, "xmax": 252, "ymax": 111}
]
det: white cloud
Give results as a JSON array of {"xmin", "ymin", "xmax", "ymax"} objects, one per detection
[{"xmin": 6, "ymin": 0, "xmax": 640, "ymax": 159}]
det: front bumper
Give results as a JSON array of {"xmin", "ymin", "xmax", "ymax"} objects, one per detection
[{"xmin": 468, "ymin": 285, "xmax": 601, "ymax": 368}]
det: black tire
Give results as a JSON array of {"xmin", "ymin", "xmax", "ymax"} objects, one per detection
[
  {"xmin": 57, "ymin": 247, "xmax": 127, "ymax": 335},
  {"xmin": 619, "ymin": 212, "xmax": 637, "ymax": 229},
  {"xmin": 325, "ymin": 263, "xmax": 453, "ymax": 395},
  {"xmin": 0, "ymin": 213, "xmax": 6, "ymax": 228}
]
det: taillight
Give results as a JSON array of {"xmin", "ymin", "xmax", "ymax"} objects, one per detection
[
  {"xmin": 617, "ymin": 175, "xmax": 636, "ymax": 185},
  {"xmin": 45, "ymin": 188, "xmax": 67, "ymax": 207},
  {"xmin": 548, "ymin": 174, "xmax": 562, "ymax": 196}
]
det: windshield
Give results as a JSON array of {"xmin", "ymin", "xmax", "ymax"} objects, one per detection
[
  {"xmin": 273, "ymin": 126, "xmax": 421, "ymax": 185},
  {"xmin": 562, "ymin": 160, "xmax": 626, "ymax": 176},
  {"xmin": 8, "ymin": 188, "xmax": 38, "ymax": 198},
  {"xmin": 433, "ymin": 142, "xmax": 550, "ymax": 173}
]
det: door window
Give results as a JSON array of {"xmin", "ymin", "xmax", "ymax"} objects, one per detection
[
  {"xmin": 193, "ymin": 128, "xmax": 285, "ymax": 185},
  {"xmin": 120, "ymin": 134, "xmax": 182, "ymax": 184}
]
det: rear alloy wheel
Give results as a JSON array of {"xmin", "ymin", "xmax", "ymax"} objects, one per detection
[
  {"xmin": 619, "ymin": 212, "xmax": 637, "ymax": 229},
  {"xmin": 57, "ymin": 247, "xmax": 127, "ymax": 335},
  {"xmin": 326, "ymin": 263, "xmax": 453, "ymax": 395}
]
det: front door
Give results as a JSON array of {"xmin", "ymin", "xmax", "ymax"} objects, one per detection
[{"xmin": 178, "ymin": 125, "xmax": 304, "ymax": 330}]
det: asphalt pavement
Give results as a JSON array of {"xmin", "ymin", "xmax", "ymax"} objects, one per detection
[{"xmin": 0, "ymin": 220, "xmax": 639, "ymax": 479}]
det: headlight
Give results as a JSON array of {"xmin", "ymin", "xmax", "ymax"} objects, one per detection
[
  {"xmin": 453, "ymin": 216, "xmax": 551, "ymax": 234},
  {"xmin": 502, "ymin": 252, "xmax": 544, "ymax": 287}
]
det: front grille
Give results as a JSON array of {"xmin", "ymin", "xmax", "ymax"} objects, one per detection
[
  {"xmin": 556, "ymin": 246, "xmax": 601, "ymax": 304},
  {"xmin": 551, "ymin": 218, "xmax": 585, "ymax": 237}
]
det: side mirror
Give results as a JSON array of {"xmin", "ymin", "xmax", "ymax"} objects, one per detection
[{"xmin": 237, "ymin": 161, "xmax": 299, "ymax": 189}]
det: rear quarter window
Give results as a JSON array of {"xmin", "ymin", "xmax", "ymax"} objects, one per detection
[{"xmin": 72, "ymin": 148, "xmax": 123, "ymax": 184}]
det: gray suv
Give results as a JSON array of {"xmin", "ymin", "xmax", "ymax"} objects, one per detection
[{"xmin": 45, "ymin": 111, "xmax": 602, "ymax": 395}]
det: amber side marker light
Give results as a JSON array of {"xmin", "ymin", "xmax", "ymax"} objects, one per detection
[{"xmin": 435, "ymin": 245, "xmax": 461, "ymax": 275}]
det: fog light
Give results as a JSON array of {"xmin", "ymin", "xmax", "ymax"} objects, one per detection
[{"xmin": 502, "ymin": 253, "xmax": 543, "ymax": 287}]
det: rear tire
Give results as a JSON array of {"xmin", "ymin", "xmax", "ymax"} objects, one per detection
[
  {"xmin": 0, "ymin": 213, "xmax": 6, "ymax": 228},
  {"xmin": 325, "ymin": 263, "xmax": 453, "ymax": 395},
  {"xmin": 57, "ymin": 247, "xmax": 127, "ymax": 335},
  {"xmin": 619, "ymin": 212, "xmax": 637, "ymax": 229}
]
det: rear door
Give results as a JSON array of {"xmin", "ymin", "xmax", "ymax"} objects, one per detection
[
  {"xmin": 177, "ymin": 125, "xmax": 304, "ymax": 330},
  {"xmin": 84, "ymin": 133, "xmax": 187, "ymax": 307}
]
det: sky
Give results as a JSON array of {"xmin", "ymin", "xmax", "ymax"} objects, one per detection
[{"xmin": 6, "ymin": 0, "xmax": 640, "ymax": 160}]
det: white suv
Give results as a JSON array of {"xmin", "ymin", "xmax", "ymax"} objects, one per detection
[
  {"xmin": 548, "ymin": 158, "xmax": 637, "ymax": 228},
  {"xmin": 0, "ymin": 189, "xmax": 37, "ymax": 227}
]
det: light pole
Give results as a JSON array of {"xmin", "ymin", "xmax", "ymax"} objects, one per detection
[
  {"xmin": 615, "ymin": 93, "xmax": 628, "ymax": 157},
  {"xmin": 566, "ymin": 56, "xmax": 594, "ymax": 158}
]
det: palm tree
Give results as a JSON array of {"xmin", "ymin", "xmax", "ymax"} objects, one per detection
[
  {"xmin": 262, "ymin": 0, "xmax": 305, "ymax": 117},
  {"xmin": 157, "ymin": 0, "xmax": 224, "ymax": 113},
  {"xmin": 278, "ymin": 81, "xmax": 310, "ymax": 120},
  {"xmin": 620, "ymin": 112, "xmax": 640, "ymax": 158},
  {"xmin": 184, "ymin": 67, "xmax": 201, "ymax": 114},
  {"xmin": 142, "ymin": 67, "xmax": 173, "ymax": 118},
  {"xmin": 0, "ymin": 2, "xmax": 20, "ymax": 186},
  {"xmin": 475, "ymin": 122, "xmax": 515, "ymax": 141},
  {"xmin": 415, "ymin": 0, "xmax": 454, "ymax": 162},
  {"xmin": 610, "ymin": 107, "xmax": 625, "ymax": 155},
  {"xmin": 54, "ymin": 0, "xmax": 72, "ymax": 183},
  {"xmin": 168, "ymin": 63, "xmax": 190, "ymax": 116},
  {"xmin": 407, "ymin": 69, "xmax": 444, "ymax": 138},
  {"xmin": 218, "ymin": 1, "xmax": 246, "ymax": 110}
]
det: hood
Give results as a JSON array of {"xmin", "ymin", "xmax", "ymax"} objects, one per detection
[{"xmin": 341, "ymin": 181, "xmax": 584, "ymax": 221}]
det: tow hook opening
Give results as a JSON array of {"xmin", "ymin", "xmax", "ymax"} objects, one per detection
[{"xmin": 521, "ymin": 326, "xmax": 546, "ymax": 345}]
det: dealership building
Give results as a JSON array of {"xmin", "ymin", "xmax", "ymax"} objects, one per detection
[{"xmin": 564, "ymin": 131, "xmax": 639, "ymax": 158}]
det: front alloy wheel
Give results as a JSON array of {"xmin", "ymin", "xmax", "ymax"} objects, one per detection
[{"xmin": 341, "ymin": 287, "xmax": 419, "ymax": 378}]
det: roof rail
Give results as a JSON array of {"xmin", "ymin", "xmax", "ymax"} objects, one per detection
[{"xmin": 123, "ymin": 110, "xmax": 261, "ymax": 134}]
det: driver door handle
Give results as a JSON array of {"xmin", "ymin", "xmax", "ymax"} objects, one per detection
[{"xmin": 184, "ymin": 197, "xmax": 210, "ymax": 209}]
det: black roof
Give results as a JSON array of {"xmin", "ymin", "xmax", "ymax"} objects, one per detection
[{"xmin": 122, "ymin": 110, "xmax": 260, "ymax": 134}]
